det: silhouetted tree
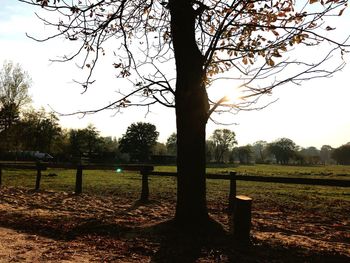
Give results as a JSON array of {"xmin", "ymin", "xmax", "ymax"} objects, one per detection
[
  {"xmin": 0, "ymin": 61, "xmax": 31, "ymax": 111},
  {"xmin": 119, "ymin": 122, "xmax": 159, "ymax": 162},
  {"xmin": 252, "ymin": 140, "xmax": 268, "ymax": 164},
  {"xmin": 299, "ymin": 146, "xmax": 321, "ymax": 165},
  {"xmin": 69, "ymin": 129, "xmax": 84, "ymax": 160},
  {"xmin": 236, "ymin": 145, "xmax": 254, "ymax": 164},
  {"xmin": 0, "ymin": 102, "xmax": 20, "ymax": 152},
  {"xmin": 92, "ymin": 136, "xmax": 119, "ymax": 163},
  {"xmin": 20, "ymin": 108, "xmax": 62, "ymax": 154},
  {"xmin": 332, "ymin": 144, "xmax": 350, "ymax": 165},
  {"xmin": 320, "ymin": 145, "xmax": 334, "ymax": 165},
  {"xmin": 68, "ymin": 125, "xmax": 101, "ymax": 162},
  {"xmin": 0, "ymin": 102, "xmax": 20, "ymax": 133},
  {"xmin": 268, "ymin": 138, "xmax": 298, "ymax": 165},
  {"xmin": 205, "ymin": 139, "xmax": 215, "ymax": 163},
  {"xmin": 98, "ymin": 136, "xmax": 119, "ymax": 154},
  {"xmin": 84, "ymin": 124, "xmax": 102, "ymax": 161},
  {"xmin": 22, "ymin": 0, "xmax": 349, "ymax": 229},
  {"xmin": 0, "ymin": 61, "xmax": 32, "ymax": 152},
  {"xmin": 210, "ymin": 129, "xmax": 237, "ymax": 163},
  {"xmin": 153, "ymin": 142, "xmax": 167, "ymax": 155},
  {"xmin": 166, "ymin": 132, "xmax": 177, "ymax": 155}
]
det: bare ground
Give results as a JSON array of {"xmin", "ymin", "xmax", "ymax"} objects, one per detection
[{"xmin": 0, "ymin": 186, "xmax": 349, "ymax": 262}]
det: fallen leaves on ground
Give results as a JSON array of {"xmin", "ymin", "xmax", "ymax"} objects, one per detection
[{"xmin": 0, "ymin": 186, "xmax": 349, "ymax": 262}]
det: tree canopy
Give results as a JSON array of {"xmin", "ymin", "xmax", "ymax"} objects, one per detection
[
  {"xmin": 236, "ymin": 144, "xmax": 254, "ymax": 164},
  {"xmin": 119, "ymin": 122, "xmax": 159, "ymax": 162},
  {"xmin": 0, "ymin": 61, "xmax": 31, "ymax": 109},
  {"xmin": 210, "ymin": 129, "xmax": 237, "ymax": 162},
  {"xmin": 20, "ymin": 108, "xmax": 62, "ymax": 154},
  {"xmin": 0, "ymin": 61, "xmax": 32, "ymax": 152},
  {"xmin": 69, "ymin": 124, "xmax": 102, "ymax": 162},
  {"xmin": 252, "ymin": 140, "xmax": 268, "ymax": 163},
  {"xmin": 332, "ymin": 143, "xmax": 350, "ymax": 165},
  {"xmin": 166, "ymin": 132, "xmax": 177, "ymax": 156},
  {"xmin": 268, "ymin": 137, "xmax": 298, "ymax": 164},
  {"xmin": 320, "ymin": 145, "xmax": 333, "ymax": 165},
  {"xmin": 21, "ymin": 0, "xmax": 348, "ymax": 113},
  {"xmin": 0, "ymin": 61, "xmax": 31, "ymax": 132}
]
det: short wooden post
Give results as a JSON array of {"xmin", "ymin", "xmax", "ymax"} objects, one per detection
[
  {"xmin": 35, "ymin": 162, "xmax": 42, "ymax": 191},
  {"xmin": 228, "ymin": 171, "xmax": 237, "ymax": 212},
  {"xmin": 233, "ymin": 195, "xmax": 252, "ymax": 244},
  {"xmin": 75, "ymin": 165, "xmax": 83, "ymax": 194},
  {"xmin": 140, "ymin": 169, "xmax": 149, "ymax": 201}
]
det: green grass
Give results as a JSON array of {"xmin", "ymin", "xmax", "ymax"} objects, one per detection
[
  {"xmin": 213, "ymin": 164, "xmax": 350, "ymax": 179},
  {"xmin": 1, "ymin": 168, "xmax": 141, "ymax": 194},
  {"xmin": 155, "ymin": 164, "xmax": 350, "ymax": 180},
  {"xmin": 1, "ymin": 165, "xmax": 349, "ymax": 208}
]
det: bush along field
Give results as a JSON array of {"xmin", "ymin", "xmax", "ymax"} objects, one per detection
[{"xmin": 0, "ymin": 164, "xmax": 349, "ymax": 262}]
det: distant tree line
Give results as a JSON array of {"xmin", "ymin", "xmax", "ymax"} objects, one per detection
[
  {"xmin": 167, "ymin": 130, "xmax": 350, "ymax": 166},
  {"xmin": 205, "ymin": 137, "xmax": 350, "ymax": 166},
  {"xmin": 1, "ymin": 61, "xmax": 349, "ymax": 165}
]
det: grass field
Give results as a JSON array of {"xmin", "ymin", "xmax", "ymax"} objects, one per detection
[
  {"xmin": 154, "ymin": 164, "xmax": 350, "ymax": 179},
  {"xmin": 2, "ymin": 164, "xmax": 349, "ymax": 207},
  {"xmin": 227, "ymin": 164, "xmax": 350, "ymax": 179}
]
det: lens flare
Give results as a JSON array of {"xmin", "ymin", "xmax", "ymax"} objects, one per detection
[{"xmin": 222, "ymin": 88, "xmax": 243, "ymax": 104}]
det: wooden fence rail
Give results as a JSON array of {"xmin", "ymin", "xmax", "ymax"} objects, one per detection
[
  {"xmin": 233, "ymin": 174, "xmax": 350, "ymax": 187},
  {"xmin": 0, "ymin": 163, "xmax": 47, "ymax": 191},
  {"xmin": 0, "ymin": 163, "xmax": 349, "ymax": 201},
  {"xmin": 0, "ymin": 163, "xmax": 154, "ymax": 196},
  {"xmin": 150, "ymin": 171, "xmax": 350, "ymax": 187}
]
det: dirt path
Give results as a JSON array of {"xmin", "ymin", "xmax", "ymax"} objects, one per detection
[{"xmin": 0, "ymin": 227, "xmax": 94, "ymax": 263}]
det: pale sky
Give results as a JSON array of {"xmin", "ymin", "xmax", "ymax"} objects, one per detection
[{"xmin": 0, "ymin": 0, "xmax": 349, "ymax": 148}]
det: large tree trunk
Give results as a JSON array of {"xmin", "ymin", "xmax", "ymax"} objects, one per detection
[{"xmin": 170, "ymin": 1, "xmax": 210, "ymax": 228}]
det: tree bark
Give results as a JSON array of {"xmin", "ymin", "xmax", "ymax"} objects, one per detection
[
  {"xmin": 0, "ymin": 164, "xmax": 2, "ymax": 187},
  {"xmin": 170, "ymin": 1, "xmax": 210, "ymax": 228}
]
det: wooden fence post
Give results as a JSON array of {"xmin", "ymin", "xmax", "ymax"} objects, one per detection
[
  {"xmin": 75, "ymin": 165, "xmax": 83, "ymax": 194},
  {"xmin": 140, "ymin": 168, "xmax": 149, "ymax": 201},
  {"xmin": 233, "ymin": 195, "xmax": 252, "ymax": 244},
  {"xmin": 228, "ymin": 171, "xmax": 237, "ymax": 212},
  {"xmin": 35, "ymin": 162, "xmax": 42, "ymax": 191}
]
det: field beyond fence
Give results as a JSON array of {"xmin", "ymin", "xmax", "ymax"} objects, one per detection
[{"xmin": 0, "ymin": 163, "xmax": 349, "ymax": 204}]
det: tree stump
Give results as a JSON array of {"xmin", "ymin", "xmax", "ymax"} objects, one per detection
[{"xmin": 232, "ymin": 195, "xmax": 252, "ymax": 244}]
